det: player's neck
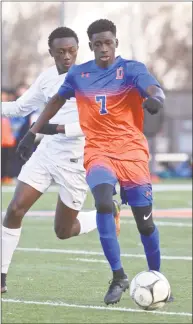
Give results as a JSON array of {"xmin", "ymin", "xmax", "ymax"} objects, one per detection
[
  {"xmin": 56, "ymin": 66, "xmax": 68, "ymax": 75},
  {"xmin": 95, "ymin": 56, "xmax": 116, "ymax": 69}
]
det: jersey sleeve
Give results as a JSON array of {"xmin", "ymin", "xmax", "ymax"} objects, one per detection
[
  {"xmin": 126, "ymin": 61, "xmax": 161, "ymax": 98},
  {"xmin": 58, "ymin": 66, "xmax": 76, "ymax": 99},
  {"xmin": 1, "ymin": 74, "xmax": 45, "ymax": 117}
]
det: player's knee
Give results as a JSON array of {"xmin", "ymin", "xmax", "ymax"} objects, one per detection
[
  {"xmin": 95, "ymin": 200, "xmax": 113, "ymax": 214},
  {"xmin": 137, "ymin": 222, "xmax": 155, "ymax": 236},
  {"xmin": 55, "ymin": 228, "xmax": 71, "ymax": 240},
  {"xmin": 92, "ymin": 184, "xmax": 114, "ymax": 214},
  {"xmin": 54, "ymin": 225, "xmax": 72, "ymax": 240},
  {"xmin": 131, "ymin": 205, "xmax": 155, "ymax": 236}
]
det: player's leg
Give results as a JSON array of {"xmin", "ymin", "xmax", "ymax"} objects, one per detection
[
  {"xmin": 119, "ymin": 159, "xmax": 161, "ymax": 271},
  {"xmin": 78, "ymin": 200, "xmax": 121, "ymax": 236},
  {"xmin": 123, "ymin": 184, "xmax": 161, "ymax": 271},
  {"xmin": 54, "ymin": 195, "xmax": 98, "ymax": 239},
  {"xmin": 53, "ymin": 168, "xmax": 97, "ymax": 238},
  {"xmin": 54, "ymin": 195, "xmax": 79, "ymax": 238},
  {"xmin": 1, "ymin": 153, "xmax": 52, "ymax": 293},
  {"xmin": 54, "ymin": 194, "xmax": 121, "ymax": 239},
  {"xmin": 1, "ymin": 181, "xmax": 43, "ymax": 293},
  {"xmin": 122, "ymin": 181, "xmax": 174, "ymax": 303},
  {"xmin": 86, "ymin": 165, "xmax": 129, "ymax": 305},
  {"xmin": 132, "ymin": 202, "xmax": 161, "ymax": 271},
  {"xmin": 53, "ymin": 163, "xmax": 120, "ymax": 239}
]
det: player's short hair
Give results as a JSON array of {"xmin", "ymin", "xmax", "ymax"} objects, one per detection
[
  {"xmin": 48, "ymin": 27, "xmax": 79, "ymax": 47},
  {"xmin": 87, "ymin": 19, "xmax": 116, "ymax": 40}
]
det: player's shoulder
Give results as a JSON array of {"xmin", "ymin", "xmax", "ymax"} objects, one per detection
[
  {"xmin": 121, "ymin": 58, "xmax": 147, "ymax": 69},
  {"xmin": 37, "ymin": 65, "xmax": 58, "ymax": 81},
  {"xmin": 120, "ymin": 58, "xmax": 148, "ymax": 76},
  {"xmin": 33, "ymin": 65, "xmax": 58, "ymax": 89}
]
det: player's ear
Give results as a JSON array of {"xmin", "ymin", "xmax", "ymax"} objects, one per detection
[
  {"xmin": 49, "ymin": 48, "xmax": 53, "ymax": 57},
  {"xmin": 89, "ymin": 42, "xmax": 93, "ymax": 51},
  {"xmin": 115, "ymin": 39, "xmax": 119, "ymax": 48}
]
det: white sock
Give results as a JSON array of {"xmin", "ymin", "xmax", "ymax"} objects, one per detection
[
  {"xmin": 77, "ymin": 210, "xmax": 97, "ymax": 235},
  {"xmin": 2, "ymin": 226, "xmax": 22, "ymax": 274}
]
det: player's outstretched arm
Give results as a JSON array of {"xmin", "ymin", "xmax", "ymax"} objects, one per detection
[
  {"xmin": 1, "ymin": 101, "xmax": 30, "ymax": 117},
  {"xmin": 1, "ymin": 76, "xmax": 45, "ymax": 117}
]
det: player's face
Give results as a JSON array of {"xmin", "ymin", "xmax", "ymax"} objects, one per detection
[
  {"xmin": 89, "ymin": 31, "xmax": 118, "ymax": 68},
  {"xmin": 49, "ymin": 37, "xmax": 78, "ymax": 74}
]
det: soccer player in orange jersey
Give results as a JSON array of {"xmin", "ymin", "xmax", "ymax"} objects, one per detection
[{"xmin": 18, "ymin": 19, "xmax": 171, "ymax": 305}]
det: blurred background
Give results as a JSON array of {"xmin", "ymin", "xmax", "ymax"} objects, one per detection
[{"xmin": 1, "ymin": 1, "xmax": 192, "ymax": 184}]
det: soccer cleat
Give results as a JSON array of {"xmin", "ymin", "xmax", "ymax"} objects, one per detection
[
  {"xmin": 1, "ymin": 273, "xmax": 7, "ymax": 293},
  {"xmin": 113, "ymin": 200, "xmax": 121, "ymax": 236},
  {"xmin": 104, "ymin": 276, "xmax": 129, "ymax": 305}
]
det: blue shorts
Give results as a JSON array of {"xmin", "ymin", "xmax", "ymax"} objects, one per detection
[
  {"xmin": 120, "ymin": 184, "xmax": 153, "ymax": 207},
  {"xmin": 86, "ymin": 165, "xmax": 153, "ymax": 207}
]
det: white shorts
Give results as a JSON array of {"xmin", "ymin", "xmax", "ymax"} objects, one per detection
[{"xmin": 18, "ymin": 150, "xmax": 88, "ymax": 211}]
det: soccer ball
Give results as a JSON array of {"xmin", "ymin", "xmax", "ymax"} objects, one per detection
[{"xmin": 130, "ymin": 270, "xmax": 171, "ymax": 310}]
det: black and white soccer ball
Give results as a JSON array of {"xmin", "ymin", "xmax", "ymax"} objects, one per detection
[{"xmin": 130, "ymin": 270, "xmax": 171, "ymax": 310}]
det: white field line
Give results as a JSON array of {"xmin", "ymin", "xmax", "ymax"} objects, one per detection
[
  {"xmin": 121, "ymin": 220, "xmax": 192, "ymax": 227},
  {"xmin": 2, "ymin": 184, "xmax": 192, "ymax": 193},
  {"xmin": 70, "ymin": 256, "xmax": 193, "ymax": 265},
  {"xmin": 16, "ymin": 247, "xmax": 192, "ymax": 261},
  {"xmin": 2, "ymin": 298, "xmax": 192, "ymax": 317},
  {"xmin": 69, "ymin": 258, "xmax": 107, "ymax": 264}
]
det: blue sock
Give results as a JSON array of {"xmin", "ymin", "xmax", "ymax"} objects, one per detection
[
  {"xmin": 140, "ymin": 226, "xmax": 161, "ymax": 271},
  {"xmin": 96, "ymin": 212, "xmax": 122, "ymax": 271}
]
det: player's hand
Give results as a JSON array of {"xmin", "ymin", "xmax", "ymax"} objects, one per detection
[
  {"xmin": 30, "ymin": 123, "xmax": 58, "ymax": 135},
  {"xmin": 16, "ymin": 131, "xmax": 36, "ymax": 162},
  {"xmin": 142, "ymin": 97, "xmax": 163, "ymax": 115}
]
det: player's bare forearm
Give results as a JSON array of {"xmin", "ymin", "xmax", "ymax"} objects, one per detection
[
  {"xmin": 56, "ymin": 124, "xmax": 83, "ymax": 136},
  {"xmin": 30, "ymin": 94, "xmax": 66, "ymax": 134},
  {"xmin": 143, "ymin": 85, "xmax": 165, "ymax": 115},
  {"xmin": 56, "ymin": 125, "xmax": 65, "ymax": 133}
]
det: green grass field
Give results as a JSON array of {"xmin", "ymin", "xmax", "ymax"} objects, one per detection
[{"xmin": 2, "ymin": 181, "xmax": 192, "ymax": 323}]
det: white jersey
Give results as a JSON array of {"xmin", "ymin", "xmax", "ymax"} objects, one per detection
[{"xmin": 2, "ymin": 66, "xmax": 85, "ymax": 172}]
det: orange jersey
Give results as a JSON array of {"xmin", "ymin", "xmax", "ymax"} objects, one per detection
[{"xmin": 58, "ymin": 57, "xmax": 161, "ymax": 170}]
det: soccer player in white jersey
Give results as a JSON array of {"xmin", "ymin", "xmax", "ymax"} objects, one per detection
[{"xmin": 1, "ymin": 27, "xmax": 120, "ymax": 293}]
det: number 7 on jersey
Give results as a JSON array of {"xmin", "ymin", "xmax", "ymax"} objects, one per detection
[{"xmin": 95, "ymin": 95, "xmax": 108, "ymax": 115}]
